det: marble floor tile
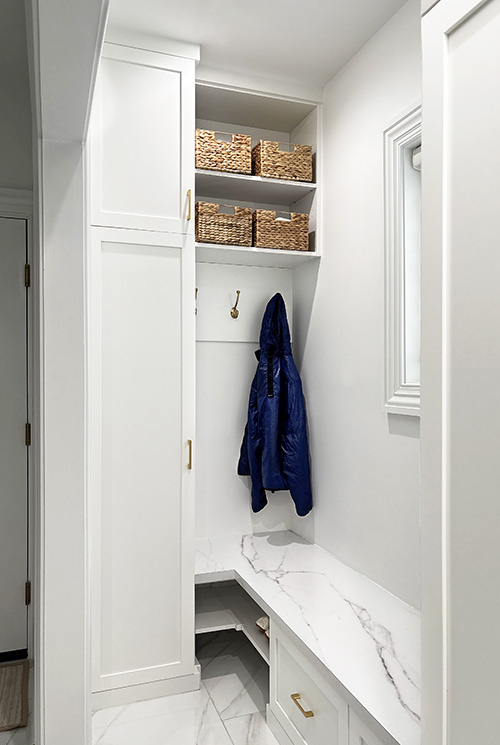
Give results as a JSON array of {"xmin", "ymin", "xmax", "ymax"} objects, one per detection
[
  {"xmin": 199, "ymin": 631, "xmax": 269, "ymax": 720},
  {"xmin": 196, "ymin": 629, "xmax": 242, "ymax": 664},
  {"xmin": 92, "ymin": 684, "xmax": 215, "ymax": 730},
  {"xmin": 224, "ymin": 712, "xmax": 281, "ymax": 745},
  {"xmin": 92, "ymin": 693, "xmax": 233, "ymax": 745},
  {"xmin": 0, "ymin": 728, "xmax": 29, "ymax": 745}
]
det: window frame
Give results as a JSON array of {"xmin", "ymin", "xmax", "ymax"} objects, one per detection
[{"xmin": 384, "ymin": 104, "xmax": 422, "ymax": 416}]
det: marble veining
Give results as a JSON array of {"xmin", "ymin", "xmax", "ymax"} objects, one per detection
[
  {"xmin": 195, "ymin": 531, "xmax": 421, "ymax": 745},
  {"xmin": 199, "ymin": 630, "xmax": 268, "ymax": 720},
  {"xmin": 224, "ymin": 712, "xmax": 281, "ymax": 745},
  {"xmin": 91, "ymin": 630, "xmax": 277, "ymax": 745}
]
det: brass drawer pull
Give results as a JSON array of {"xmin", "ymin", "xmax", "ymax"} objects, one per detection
[
  {"xmin": 187, "ymin": 439, "xmax": 193, "ymax": 470},
  {"xmin": 187, "ymin": 189, "xmax": 192, "ymax": 221},
  {"xmin": 291, "ymin": 693, "xmax": 314, "ymax": 718}
]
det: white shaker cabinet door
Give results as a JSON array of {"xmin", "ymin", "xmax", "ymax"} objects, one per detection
[
  {"xmin": 89, "ymin": 228, "xmax": 195, "ymax": 692},
  {"xmin": 349, "ymin": 711, "xmax": 388, "ymax": 745},
  {"xmin": 90, "ymin": 44, "xmax": 194, "ymax": 234},
  {"xmin": 421, "ymin": 1, "xmax": 500, "ymax": 744}
]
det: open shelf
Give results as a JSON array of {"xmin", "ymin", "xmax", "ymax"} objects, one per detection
[
  {"xmin": 196, "ymin": 242, "xmax": 320, "ymax": 269},
  {"xmin": 195, "ymin": 169, "xmax": 316, "ymax": 206},
  {"xmin": 196, "ymin": 583, "xmax": 270, "ymax": 665}
]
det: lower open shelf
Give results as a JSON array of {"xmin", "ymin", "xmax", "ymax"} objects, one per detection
[
  {"xmin": 196, "ymin": 242, "xmax": 320, "ymax": 269},
  {"xmin": 195, "ymin": 581, "xmax": 270, "ymax": 665}
]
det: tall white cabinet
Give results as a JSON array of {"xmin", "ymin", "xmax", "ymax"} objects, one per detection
[
  {"xmin": 89, "ymin": 41, "xmax": 197, "ymax": 704},
  {"xmin": 421, "ymin": 0, "xmax": 500, "ymax": 743}
]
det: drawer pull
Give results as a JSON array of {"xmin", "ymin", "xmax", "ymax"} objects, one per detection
[{"xmin": 291, "ymin": 693, "xmax": 314, "ymax": 718}]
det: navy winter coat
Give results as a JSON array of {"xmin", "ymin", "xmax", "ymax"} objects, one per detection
[{"xmin": 238, "ymin": 293, "xmax": 312, "ymax": 517}]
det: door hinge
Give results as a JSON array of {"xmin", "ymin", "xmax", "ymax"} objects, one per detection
[
  {"xmin": 25, "ymin": 264, "xmax": 31, "ymax": 288},
  {"xmin": 25, "ymin": 581, "xmax": 31, "ymax": 606},
  {"xmin": 25, "ymin": 423, "xmax": 31, "ymax": 447}
]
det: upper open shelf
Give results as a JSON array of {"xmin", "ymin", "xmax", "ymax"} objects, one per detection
[{"xmin": 195, "ymin": 169, "xmax": 316, "ymax": 206}]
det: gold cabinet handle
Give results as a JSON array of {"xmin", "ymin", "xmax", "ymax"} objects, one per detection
[
  {"xmin": 187, "ymin": 439, "xmax": 193, "ymax": 470},
  {"xmin": 291, "ymin": 693, "xmax": 314, "ymax": 718},
  {"xmin": 187, "ymin": 189, "xmax": 192, "ymax": 221}
]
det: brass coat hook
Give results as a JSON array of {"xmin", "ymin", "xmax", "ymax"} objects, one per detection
[{"xmin": 230, "ymin": 290, "xmax": 241, "ymax": 319}]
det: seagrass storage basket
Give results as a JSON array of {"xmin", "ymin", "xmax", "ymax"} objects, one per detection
[
  {"xmin": 252, "ymin": 140, "xmax": 313, "ymax": 182},
  {"xmin": 195, "ymin": 129, "xmax": 252, "ymax": 174},
  {"xmin": 253, "ymin": 210, "xmax": 309, "ymax": 251},
  {"xmin": 195, "ymin": 202, "xmax": 253, "ymax": 246}
]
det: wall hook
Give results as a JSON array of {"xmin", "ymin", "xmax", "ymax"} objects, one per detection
[{"xmin": 230, "ymin": 290, "xmax": 241, "ymax": 319}]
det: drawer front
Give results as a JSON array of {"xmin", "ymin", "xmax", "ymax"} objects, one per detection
[{"xmin": 270, "ymin": 626, "xmax": 348, "ymax": 745}]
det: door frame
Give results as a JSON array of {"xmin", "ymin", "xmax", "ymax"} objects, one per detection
[{"xmin": 0, "ymin": 189, "xmax": 34, "ymax": 662}]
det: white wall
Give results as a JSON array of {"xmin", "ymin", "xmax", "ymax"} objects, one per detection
[
  {"xmin": 195, "ymin": 262, "xmax": 299, "ymax": 538},
  {"xmin": 301, "ymin": 0, "xmax": 422, "ymax": 608},
  {"xmin": 0, "ymin": 0, "xmax": 32, "ymax": 190}
]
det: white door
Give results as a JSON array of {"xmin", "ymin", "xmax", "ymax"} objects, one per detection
[
  {"xmin": 0, "ymin": 217, "xmax": 28, "ymax": 655},
  {"xmin": 421, "ymin": 1, "xmax": 500, "ymax": 744},
  {"xmin": 90, "ymin": 227, "xmax": 195, "ymax": 692},
  {"xmin": 90, "ymin": 44, "xmax": 195, "ymax": 234}
]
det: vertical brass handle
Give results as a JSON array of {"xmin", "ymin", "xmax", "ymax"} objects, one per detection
[
  {"xmin": 187, "ymin": 189, "xmax": 192, "ymax": 221},
  {"xmin": 291, "ymin": 693, "xmax": 314, "ymax": 718},
  {"xmin": 187, "ymin": 439, "xmax": 193, "ymax": 470}
]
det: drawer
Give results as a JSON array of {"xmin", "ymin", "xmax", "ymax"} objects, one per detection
[{"xmin": 270, "ymin": 624, "xmax": 349, "ymax": 745}]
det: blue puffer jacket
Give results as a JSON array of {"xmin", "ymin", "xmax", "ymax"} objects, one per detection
[{"xmin": 238, "ymin": 293, "xmax": 312, "ymax": 517}]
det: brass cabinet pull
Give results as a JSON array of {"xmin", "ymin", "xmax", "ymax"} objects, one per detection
[
  {"xmin": 187, "ymin": 189, "xmax": 192, "ymax": 221},
  {"xmin": 187, "ymin": 439, "xmax": 193, "ymax": 470},
  {"xmin": 291, "ymin": 693, "xmax": 314, "ymax": 718}
]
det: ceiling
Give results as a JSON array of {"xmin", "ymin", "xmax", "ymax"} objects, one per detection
[{"xmin": 107, "ymin": 0, "xmax": 409, "ymax": 90}]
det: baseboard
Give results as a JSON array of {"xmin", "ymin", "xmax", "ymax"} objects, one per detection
[
  {"xmin": 91, "ymin": 664, "xmax": 201, "ymax": 711},
  {"xmin": 0, "ymin": 649, "xmax": 28, "ymax": 664},
  {"xmin": 266, "ymin": 705, "xmax": 294, "ymax": 745}
]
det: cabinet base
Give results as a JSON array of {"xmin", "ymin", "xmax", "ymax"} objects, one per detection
[
  {"xmin": 92, "ymin": 663, "xmax": 201, "ymax": 710},
  {"xmin": 266, "ymin": 705, "xmax": 295, "ymax": 745}
]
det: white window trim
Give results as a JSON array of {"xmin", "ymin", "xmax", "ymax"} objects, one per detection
[{"xmin": 384, "ymin": 104, "xmax": 422, "ymax": 416}]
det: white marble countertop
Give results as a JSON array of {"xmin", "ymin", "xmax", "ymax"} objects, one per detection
[{"xmin": 195, "ymin": 531, "xmax": 420, "ymax": 745}]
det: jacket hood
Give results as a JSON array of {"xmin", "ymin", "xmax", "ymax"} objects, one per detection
[{"xmin": 259, "ymin": 293, "xmax": 292, "ymax": 356}]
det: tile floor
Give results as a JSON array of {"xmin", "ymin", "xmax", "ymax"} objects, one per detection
[{"xmin": 92, "ymin": 630, "xmax": 281, "ymax": 745}]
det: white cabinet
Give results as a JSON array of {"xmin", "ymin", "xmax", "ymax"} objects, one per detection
[
  {"xmin": 270, "ymin": 623, "xmax": 349, "ymax": 745},
  {"xmin": 89, "ymin": 41, "xmax": 197, "ymax": 703},
  {"xmin": 90, "ymin": 43, "xmax": 195, "ymax": 233},
  {"xmin": 349, "ymin": 711, "xmax": 387, "ymax": 745},
  {"xmin": 89, "ymin": 229, "xmax": 196, "ymax": 696},
  {"xmin": 421, "ymin": 1, "xmax": 500, "ymax": 743}
]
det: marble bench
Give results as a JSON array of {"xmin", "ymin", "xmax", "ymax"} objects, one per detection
[{"xmin": 195, "ymin": 531, "xmax": 420, "ymax": 745}]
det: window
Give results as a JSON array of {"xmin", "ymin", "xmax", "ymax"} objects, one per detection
[{"xmin": 384, "ymin": 105, "xmax": 421, "ymax": 415}]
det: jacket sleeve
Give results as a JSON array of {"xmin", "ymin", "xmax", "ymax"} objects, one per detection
[
  {"xmin": 238, "ymin": 373, "xmax": 268, "ymax": 512},
  {"xmin": 281, "ymin": 359, "xmax": 313, "ymax": 517}
]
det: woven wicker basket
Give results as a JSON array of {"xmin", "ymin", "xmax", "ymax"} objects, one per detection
[
  {"xmin": 253, "ymin": 210, "xmax": 309, "ymax": 251},
  {"xmin": 195, "ymin": 202, "xmax": 253, "ymax": 246},
  {"xmin": 195, "ymin": 129, "xmax": 252, "ymax": 174},
  {"xmin": 252, "ymin": 141, "xmax": 313, "ymax": 182}
]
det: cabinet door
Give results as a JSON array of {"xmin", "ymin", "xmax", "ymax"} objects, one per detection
[
  {"xmin": 421, "ymin": 1, "xmax": 500, "ymax": 744},
  {"xmin": 90, "ymin": 44, "xmax": 194, "ymax": 234},
  {"xmin": 89, "ymin": 228, "xmax": 195, "ymax": 692},
  {"xmin": 270, "ymin": 623, "xmax": 348, "ymax": 745},
  {"xmin": 349, "ymin": 711, "xmax": 387, "ymax": 745}
]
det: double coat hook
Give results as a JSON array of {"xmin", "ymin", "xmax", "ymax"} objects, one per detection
[{"xmin": 230, "ymin": 290, "xmax": 241, "ymax": 319}]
